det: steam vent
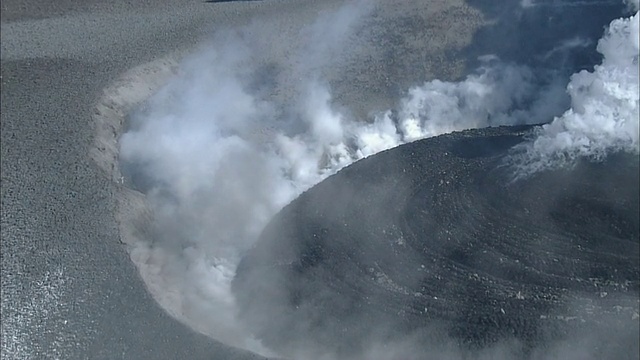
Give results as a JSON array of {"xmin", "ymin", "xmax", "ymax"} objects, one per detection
[{"xmin": 233, "ymin": 125, "xmax": 640, "ymax": 358}]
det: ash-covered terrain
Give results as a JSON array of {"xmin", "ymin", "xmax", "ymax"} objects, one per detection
[{"xmin": 2, "ymin": 0, "xmax": 638, "ymax": 359}]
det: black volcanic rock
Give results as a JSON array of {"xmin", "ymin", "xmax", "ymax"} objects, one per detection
[{"xmin": 233, "ymin": 125, "xmax": 639, "ymax": 358}]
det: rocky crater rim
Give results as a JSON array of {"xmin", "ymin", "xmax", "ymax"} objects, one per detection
[{"xmin": 90, "ymin": 50, "xmax": 201, "ymax": 330}]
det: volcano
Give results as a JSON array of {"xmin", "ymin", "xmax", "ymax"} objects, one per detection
[{"xmin": 233, "ymin": 125, "xmax": 639, "ymax": 359}]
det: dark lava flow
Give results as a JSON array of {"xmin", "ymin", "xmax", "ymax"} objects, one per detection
[{"xmin": 232, "ymin": 125, "xmax": 639, "ymax": 358}]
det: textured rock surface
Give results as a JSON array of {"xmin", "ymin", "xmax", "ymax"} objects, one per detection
[
  {"xmin": 2, "ymin": 0, "xmax": 632, "ymax": 359},
  {"xmin": 0, "ymin": 1, "xmax": 273, "ymax": 359},
  {"xmin": 234, "ymin": 125, "xmax": 639, "ymax": 358}
]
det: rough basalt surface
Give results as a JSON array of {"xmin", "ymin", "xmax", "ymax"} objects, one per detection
[{"xmin": 233, "ymin": 125, "xmax": 640, "ymax": 358}]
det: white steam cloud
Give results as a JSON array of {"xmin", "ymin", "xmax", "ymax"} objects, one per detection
[
  {"xmin": 509, "ymin": 7, "xmax": 639, "ymax": 178},
  {"xmin": 118, "ymin": 1, "xmax": 639, "ymax": 358}
]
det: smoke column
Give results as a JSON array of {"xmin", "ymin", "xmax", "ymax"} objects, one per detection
[
  {"xmin": 118, "ymin": 0, "xmax": 639, "ymax": 357},
  {"xmin": 508, "ymin": 1, "xmax": 639, "ymax": 177}
]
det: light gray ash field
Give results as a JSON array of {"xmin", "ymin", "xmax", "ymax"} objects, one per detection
[{"xmin": 1, "ymin": 0, "xmax": 638, "ymax": 359}]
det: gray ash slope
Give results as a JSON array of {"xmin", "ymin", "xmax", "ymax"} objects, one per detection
[
  {"xmin": 233, "ymin": 125, "xmax": 639, "ymax": 359},
  {"xmin": 0, "ymin": 0, "xmax": 291, "ymax": 358}
]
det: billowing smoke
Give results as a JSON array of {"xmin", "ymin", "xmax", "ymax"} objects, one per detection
[
  {"xmin": 508, "ymin": 3, "xmax": 639, "ymax": 178},
  {"xmin": 117, "ymin": 0, "xmax": 639, "ymax": 358},
  {"xmin": 119, "ymin": 3, "xmax": 376, "ymax": 353}
]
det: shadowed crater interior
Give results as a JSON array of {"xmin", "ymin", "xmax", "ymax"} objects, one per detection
[{"xmin": 232, "ymin": 125, "xmax": 639, "ymax": 358}]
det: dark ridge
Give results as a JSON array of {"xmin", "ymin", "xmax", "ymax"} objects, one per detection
[{"xmin": 233, "ymin": 125, "xmax": 639, "ymax": 359}]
